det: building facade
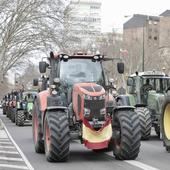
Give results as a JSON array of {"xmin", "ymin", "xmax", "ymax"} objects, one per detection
[
  {"xmin": 70, "ymin": 0, "xmax": 102, "ymax": 48},
  {"xmin": 123, "ymin": 14, "xmax": 160, "ymax": 73},
  {"xmin": 123, "ymin": 10, "xmax": 170, "ymax": 74}
]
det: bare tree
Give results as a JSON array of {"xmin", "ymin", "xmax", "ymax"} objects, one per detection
[{"xmin": 0, "ymin": 0, "xmax": 67, "ymax": 81}]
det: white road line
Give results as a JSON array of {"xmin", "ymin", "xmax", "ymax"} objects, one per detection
[
  {"xmin": 0, "ymin": 141, "xmax": 12, "ymax": 144},
  {"xmin": 0, "ymin": 130, "xmax": 8, "ymax": 138},
  {"xmin": 0, "ymin": 150, "xmax": 19, "ymax": 154},
  {"xmin": 106, "ymin": 152, "xmax": 160, "ymax": 170},
  {"xmin": 0, "ymin": 164, "xmax": 28, "ymax": 169},
  {"xmin": 0, "ymin": 156, "xmax": 23, "ymax": 161},
  {"xmin": 125, "ymin": 160, "xmax": 160, "ymax": 170},
  {"xmin": 0, "ymin": 145, "xmax": 15, "ymax": 149},
  {"xmin": 2, "ymin": 122, "xmax": 34, "ymax": 170},
  {"xmin": 0, "ymin": 138, "xmax": 10, "ymax": 141}
]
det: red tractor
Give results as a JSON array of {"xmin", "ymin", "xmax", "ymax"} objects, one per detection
[{"xmin": 32, "ymin": 52, "xmax": 141, "ymax": 162}]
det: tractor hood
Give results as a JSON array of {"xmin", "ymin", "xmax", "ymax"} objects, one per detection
[
  {"xmin": 72, "ymin": 83, "xmax": 106, "ymax": 120},
  {"xmin": 73, "ymin": 83, "xmax": 105, "ymax": 96},
  {"xmin": 147, "ymin": 91, "xmax": 165, "ymax": 114}
]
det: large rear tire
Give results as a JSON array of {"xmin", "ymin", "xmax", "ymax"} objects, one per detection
[
  {"xmin": 11, "ymin": 108, "xmax": 16, "ymax": 123},
  {"xmin": 44, "ymin": 111, "xmax": 70, "ymax": 162},
  {"xmin": 135, "ymin": 107, "xmax": 151, "ymax": 140},
  {"xmin": 2, "ymin": 106, "xmax": 6, "ymax": 115},
  {"xmin": 17, "ymin": 110, "xmax": 25, "ymax": 126},
  {"xmin": 161, "ymin": 96, "xmax": 170, "ymax": 152},
  {"xmin": 32, "ymin": 99, "xmax": 44, "ymax": 153},
  {"xmin": 15, "ymin": 111, "xmax": 18, "ymax": 125},
  {"xmin": 112, "ymin": 110, "xmax": 141, "ymax": 160}
]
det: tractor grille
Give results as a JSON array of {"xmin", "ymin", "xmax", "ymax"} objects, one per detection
[{"xmin": 84, "ymin": 99, "xmax": 105, "ymax": 120}]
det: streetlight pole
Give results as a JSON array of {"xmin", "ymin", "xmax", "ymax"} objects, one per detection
[{"xmin": 142, "ymin": 25, "xmax": 145, "ymax": 72}]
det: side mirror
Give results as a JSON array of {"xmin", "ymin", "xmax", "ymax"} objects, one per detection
[
  {"xmin": 50, "ymin": 51, "xmax": 54, "ymax": 58},
  {"xmin": 127, "ymin": 77, "xmax": 134, "ymax": 86},
  {"xmin": 117, "ymin": 62, "xmax": 124, "ymax": 74},
  {"xmin": 33, "ymin": 79, "xmax": 38, "ymax": 86},
  {"xmin": 39, "ymin": 61, "xmax": 48, "ymax": 73}
]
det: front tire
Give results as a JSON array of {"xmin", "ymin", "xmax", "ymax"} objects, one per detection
[
  {"xmin": 44, "ymin": 111, "xmax": 70, "ymax": 162},
  {"xmin": 32, "ymin": 99, "xmax": 44, "ymax": 153},
  {"xmin": 135, "ymin": 107, "xmax": 151, "ymax": 140},
  {"xmin": 17, "ymin": 110, "xmax": 25, "ymax": 126},
  {"xmin": 112, "ymin": 110, "xmax": 141, "ymax": 160},
  {"xmin": 161, "ymin": 97, "xmax": 170, "ymax": 152},
  {"xmin": 11, "ymin": 108, "xmax": 16, "ymax": 123}
]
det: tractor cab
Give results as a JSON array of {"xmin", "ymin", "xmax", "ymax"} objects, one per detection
[
  {"xmin": 39, "ymin": 52, "xmax": 124, "ymax": 106},
  {"xmin": 127, "ymin": 70, "xmax": 170, "ymax": 137},
  {"xmin": 127, "ymin": 71, "xmax": 170, "ymax": 105}
]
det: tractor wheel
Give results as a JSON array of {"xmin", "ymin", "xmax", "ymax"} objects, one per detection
[
  {"xmin": 135, "ymin": 107, "xmax": 152, "ymax": 140},
  {"xmin": 8, "ymin": 109, "xmax": 12, "ymax": 120},
  {"xmin": 154, "ymin": 124, "xmax": 160, "ymax": 137},
  {"xmin": 44, "ymin": 111, "xmax": 70, "ymax": 162},
  {"xmin": 32, "ymin": 99, "xmax": 44, "ymax": 153},
  {"xmin": 112, "ymin": 110, "xmax": 141, "ymax": 160},
  {"xmin": 17, "ymin": 110, "xmax": 25, "ymax": 126},
  {"xmin": 161, "ymin": 97, "xmax": 170, "ymax": 152},
  {"xmin": 11, "ymin": 108, "xmax": 16, "ymax": 123},
  {"xmin": 15, "ymin": 111, "xmax": 18, "ymax": 125},
  {"xmin": 2, "ymin": 107, "xmax": 6, "ymax": 115}
]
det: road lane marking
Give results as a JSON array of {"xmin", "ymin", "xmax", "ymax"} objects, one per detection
[
  {"xmin": 0, "ymin": 164, "xmax": 28, "ymax": 169},
  {"xmin": 0, "ymin": 130, "xmax": 8, "ymax": 138},
  {"xmin": 0, "ymin": 150, "xmax": 19, "ymax": 154},
  {"xmin": 0, "ymin": 141, "xmax": 12, "ymax": 144},
  {"xmin": 106, "ymin": 152, "xmax": 160, "ymax": 170},
  {"xmin": 125, "ymin": 160, "xmax": 160, "ymax": 170},
  {"xmin": 0, "ymin": 156, "xmax": 23, "ymax": 161},
  {"xmin": 0, "ymin": 145, "xmax": 15, "ymax": 149},
  {"xmin": 2, "ymin": 122, "xmax": 34, "ymax": 170},
  {"xmin": 0, "ymin": 138, "xmax": 10, "ymax": 141}
]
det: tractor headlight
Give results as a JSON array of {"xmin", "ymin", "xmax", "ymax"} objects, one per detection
[
  {"xmin": 51, "ymin": 90, "xmax": 57, "ymax": 95},
  {"xmin": 84, "ymin": 94, "xmax": 92, "ymax": 100},
  {"xmin": 100, "ymin": 108, "xmax": 106, "ymax": 115},
  {"xmin": 17, "ymin": 102, "xmax": 20, "ymax": 109},
  {"xmin": 84, "ymin": 108, "xmax": 91, "ymax": 117},
  {"xmin": 22, "ymin": 103, "xmax": 26, "ymax": 109},
  {"xmin": 99, "ymin": 94, "xmax": 105, "ymax": 100}
]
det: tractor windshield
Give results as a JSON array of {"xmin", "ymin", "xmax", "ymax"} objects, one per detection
[
  {"xmin": 142, "ymin": 77, "xmax": 170, "ymax": 93},
  {"xmin": 59, "ymin": 59, "xmax": 105, "ymax": 86}
]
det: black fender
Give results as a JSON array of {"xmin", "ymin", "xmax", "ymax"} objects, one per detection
[
  {"xmin": 114, "ymin": 106, "xmax": 135, "ymax": 111},
  {"xmin": 42, "ymin": 95, "xmax": 68, "ymax": 133},
  {"xmin": 116, "ymin": 95, "xmax": 132, "ymax": 106}
]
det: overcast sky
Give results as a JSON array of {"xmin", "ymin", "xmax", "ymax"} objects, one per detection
[{"xmin": 101, "ymin": 0, "xmax": 169, "ymax": 32}]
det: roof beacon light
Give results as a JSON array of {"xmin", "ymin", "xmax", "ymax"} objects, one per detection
[
  {"xmin": 63, "ymin": 55, "xmax": 69, "ymax": 59},
  {"xmin": 94, "ymin": 55, "xmax": 99, "ymax": 60}
]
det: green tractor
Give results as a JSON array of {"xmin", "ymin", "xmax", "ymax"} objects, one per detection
[
  {"xmin": 15, "ymin": 91, "xmax": 37, "ymax": 126},
  {"xmin": 127, "ymin": 71, "xmax": 170, "ymax": 139}
]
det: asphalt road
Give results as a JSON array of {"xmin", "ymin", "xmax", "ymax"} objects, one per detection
[{"xmin": 0, "ymin": 110, "xmax": 170, "ymax": 170}]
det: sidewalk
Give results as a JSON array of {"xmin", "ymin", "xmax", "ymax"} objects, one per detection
[{"xmin": 0, "ymin": 119, "xmax": 32, "ymax": 170}]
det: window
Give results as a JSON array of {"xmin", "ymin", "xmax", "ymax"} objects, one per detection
[
  {"xmin": 154, "ymin": 36, "xmax": 157, "ymax": 40},
  {"xmin": 90, "ymin": 5, "xmax": 100, "ymax": 9},
  {"xmin": 148, "ymin": 36, "xmax": 152, "ymax": 39}
]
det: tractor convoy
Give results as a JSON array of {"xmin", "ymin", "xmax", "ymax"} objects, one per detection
[
  {"xmin": 2, "ymin": 89, "xmax": 37, "ymax": 126},
  {"xmin": 1, "ymin": 52, "xmax": 170, "ymax": 163},
  {"xmin": 32, "ymin": 52, "xmax": 141, "ymax": 162}
]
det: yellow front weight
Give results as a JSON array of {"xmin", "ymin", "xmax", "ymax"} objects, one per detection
[{"xmin": 164, "ymin": 104, "xmax": 170, "ymax": 140}]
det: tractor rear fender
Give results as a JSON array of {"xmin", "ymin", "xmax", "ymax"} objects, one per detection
[
  {"xmin": 135, "ymin": 103, "xmax": 146, "ymax": 107},
  {"xmin": 36, "ymin": 90, "xmax": 50, "ymax": 131},
  {"xmin": 38, "ymin": 90, "xmax": 50, "ymax": 112},
  {"xmin": 114, "ymin": 106, "xmax": 135, "ymax": 111},
  {"xmin": 116, "ymin": 95, "xmax": 134, "ymax": 106}
]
